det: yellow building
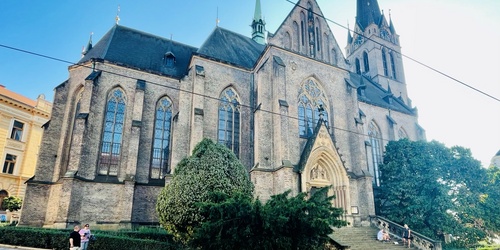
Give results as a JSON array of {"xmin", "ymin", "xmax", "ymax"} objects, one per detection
[{"xmin": 0, "ymin": 84, "xmax": 51, "ymax": 220}]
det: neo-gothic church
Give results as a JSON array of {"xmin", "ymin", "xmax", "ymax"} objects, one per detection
[{"xmin": 20, "ymin": 0, "xmax": 425, "ymax": 228}]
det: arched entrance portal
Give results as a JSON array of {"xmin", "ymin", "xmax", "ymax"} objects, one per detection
[{"xmin": 300, "ymin": 125, "xmax": 350, "ymax": 214}]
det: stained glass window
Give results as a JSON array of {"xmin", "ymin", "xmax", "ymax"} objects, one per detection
[
  {"xmin": 98, "ymin": 88, "xmax": 126, "ymax": 176},
  {"xmin": 363, "ymin": 51, "xmax": 370, "ymax": 72},
  {"xmin": 390, "ymin": 52, "xmax": 397, "ymax": 79},
  {"xmin": 355, "ymin": 58, "xmax": 361, "ymax": 75},
  {"xmin": 298, "ymin": 79, "xmax": 329, "ymax": 137},
  {"xmin": 218, "ymin": 88, "xmax": 240, "ymax": 157},
  {"xmin": 382, "ymin": 49, "xmax": 388, "ymax": 76},
  {"xmin": 368, "ymin": 121, "xmax": 382, "ymax": 186},
  {"xmin": 151, "ymin": 97, "xmax": 173, "ymax": 179}
]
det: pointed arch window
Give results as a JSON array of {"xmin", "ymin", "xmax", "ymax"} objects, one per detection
[
  {"xmin": 390, "ymin": 52, "xmax": 397, "ymax": 79},
  {"xmin": 355, "ymin": 58, "xmax": 361, "ymax": 75},
  {"xmin": 300, "ymin": 12, "xmax": 306, "ymax": 48},
  {"xmin": 284, "ymin": 32, "xmax": 291, "ymax": 50},
  {"xmin": 218, "ymin": 88, "xmax": 240, "ymax": 157},
  {"xmin": 315, "ymin": 17, "xmax": 321, "ymax": 52},
  {"xmin": 382, "ymin": 49, "xmax": 388, "ymax": 76},
  {"xmin": 332, "ymin": 49, "xmax": 338, "ymax": 66},
  {"xmin": 293, "ymin": 21, "xmax": 300, "ymax": 51},
  {"xmin": 368, "ymin": 121, "xmax": 383, "ymax": 186},
  {"xmin": 98, "ymin": 88, "xmax": 126, "ymax": 176},
  {"xmin": 398, "ymin": 127, "xmax": 408, "ymax": 139},
  {"xmin": 151, "ymin": 97, "xmax": 173, "ymax": 179},
  {"xmin": 363, "ymin": 51, "xmax": 370, "ymax": 72},
  {"xmin": 65, "ymin": 88, "xmax": 83, "ymax": 172},
  {"xmin": 298, "ymin": 79, "xmax": 329, "ymax": 137}
]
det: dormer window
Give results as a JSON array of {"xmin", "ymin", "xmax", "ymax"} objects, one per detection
[{"xmin": 164, "ymin": 52, "xmax": 176, "ymax": 68}]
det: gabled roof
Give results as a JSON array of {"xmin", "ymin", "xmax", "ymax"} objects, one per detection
[
  {"xmin": 349, "ymin": 72, "xmax": 416, "ymax": 115},
  {"xmin": 79, "ymin": 25, "xmax": 198, "ymax": 79},
  {"xmin": 197, "ymin": 27, "xmax": 265, "ymax": 70}
]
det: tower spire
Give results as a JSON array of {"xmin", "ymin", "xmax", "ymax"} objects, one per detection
[
  {"xmin": 356, "ymin": 0, "xmax": 382, "ymax": 30},
  {"xmin": 251, "ymin": 0, "xmax": 266, "ymax": 45}
]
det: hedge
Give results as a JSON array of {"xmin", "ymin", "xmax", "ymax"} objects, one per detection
[{"xmin": 0, "ymin": 226, "xmax": 183, "ymax": 250}]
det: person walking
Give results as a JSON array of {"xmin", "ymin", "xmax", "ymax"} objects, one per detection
[
  {"xmin": 79, "ymin": 224, "xmax": 91, "ymax": 250},
  {"xmin": 69, "ymin": 225, "xmax": 81, "ymax": 250},
  {"xmin": 402, "ymin": 224, "xmax": 413, "ymax": 248}
]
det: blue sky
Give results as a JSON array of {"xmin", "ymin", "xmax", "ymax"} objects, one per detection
[{"xmin": 1, "ymin": 0, "xmax": 499, "ymax": 167}]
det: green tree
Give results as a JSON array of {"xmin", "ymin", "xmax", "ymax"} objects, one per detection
[
  {"xmin": 2, "ymin": 196, "xmax": 22, "ymax": 211},
  {"xmin": 156, "ymin": 138, "xmax": 253, "ymax": 243},
  {"xmin": 375, "ymin": 139, "xmax": 490, "ymax": 248},
  {"xmin": 190, "ymin": 187, "xmax": 347, "ymax": 250},
  {"xmin": 481, "ymin": 165, "xmax": 500, "ymax": 231}
]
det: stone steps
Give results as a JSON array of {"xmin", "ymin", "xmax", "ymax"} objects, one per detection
[{"xmin": 331, "ymin": 226, "xmax": 417, "ymax": 250}]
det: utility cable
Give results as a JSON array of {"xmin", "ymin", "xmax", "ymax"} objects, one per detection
[{"xmin": 285, "ymin": 0, "xmax": 500, "ymax": 103}]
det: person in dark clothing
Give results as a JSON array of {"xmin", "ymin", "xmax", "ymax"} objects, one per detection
[
  {"xmin": 69, "ymin": 225, "xmax": 81, "ymax": 250},
  {"xmin": 402, "ymin": 224, "xmax": 413, "ymax": 248}
]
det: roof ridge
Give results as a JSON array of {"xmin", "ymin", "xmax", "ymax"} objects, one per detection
[{"xmin": 115, "ymin": 25, "xmax": 198, "ymax": 50}]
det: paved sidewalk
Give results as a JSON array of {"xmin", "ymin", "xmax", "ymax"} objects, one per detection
[{"xmin": 0, "ymin": 244, "xmax": 51, "ymax": 250}]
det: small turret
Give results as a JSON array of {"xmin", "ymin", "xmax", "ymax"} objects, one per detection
[{"xmin": 251, "ymin": 0, "xmax": 266, "ymax": 45}]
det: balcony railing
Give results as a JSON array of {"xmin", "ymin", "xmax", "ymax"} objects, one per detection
[{"xmin": 371, "ymin": 215, "xmax": 442, "ymax": 250}]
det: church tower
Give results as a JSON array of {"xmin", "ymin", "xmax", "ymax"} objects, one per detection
[
  {"xmin": 346, "ymin": 0, "xmax": 409, "ymax": 104},
  {"xmin": 251, "ymin": 0, "xmax": 266, "ymax": 44}
]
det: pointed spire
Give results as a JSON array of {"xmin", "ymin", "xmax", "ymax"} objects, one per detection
[
  {"xmin": 253, "ymin": 0, "xmax": 262, "ymax": 22},
  {"xmin": 82, "ymin": 32, "xmax": 93, "ymax": 57},
  {"xmin": 251, "ymin": 0, "xmax": 266, "ymax": 45},
  {"xmin": 356, "ymin": 0, "xmax": 382, "ymax": 30},
  {"xmin": 347, "ymin": 21, "xmax": 353, "ymax": 44},
  {"xmin": 389, "ymin": 9, "xmax": 396, "ymax": 34}
]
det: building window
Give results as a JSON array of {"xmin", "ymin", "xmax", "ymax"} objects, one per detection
[
  {"xmin": 332, "ymin": 49, "xmax": 337, "ymax": 65},
  {"xmin": 355, "ymin": 58, "xmax": 361, "ymax": 75},
  {"xmin": 398, "ymin": 127, "xmax": 408, "ymax": 139},
  {"xmin": 300, "ymin": 12, "xmax": 306, "ymax": 47},
  {"xmin": 2, "ymin": 154, "xmax": 16, "ymax": 174},
  {"xmin": 382, "ymin": 49, "xmax": 388, "ymax": 76},
  {"xmin": 298, "ymin": 79, "xmax": 329, "ymax": 137},
  {"xmin": 368, "ymin": 121, "xmax": 383, "ymax": 186},
  {"xmin": 10, "ymin": 120, "xmax": 24, "ymax": 141},
  {"xmin": 390, "ymin": 52, "xmax": 397, "ymax": 79},
  {"xmin": 0, "ymin": 190, "xmax": 8, "ymax": 211},
  {"xmin": 284, "ymin": 32, "xmax": 291, "ymax": 50},
  {"xmin": 218, "ymin": 88, "xmax": 240, "ymax": 157},
  {"xmin": 98, "ymin": 88, "xmax": 126, "ymax": 176},
  {"xmin": 363, "ymin": 51, "xmax": 370, "ymax": 72},
  {"xmin": 293, "ymin": 21, "xmax": 300, "ymax": 51},
  {"xmin": 151, "ymin": 97, "xmax": 173, "ymax": 179},
  {"xmin": 164, "ymin": 52, "xmax": 175, "ymax": 68}
]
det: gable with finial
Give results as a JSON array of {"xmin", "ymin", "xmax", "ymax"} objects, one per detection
[{"xmin": 267, "ymin": 0, "xmax": 344, "ymax": 66}]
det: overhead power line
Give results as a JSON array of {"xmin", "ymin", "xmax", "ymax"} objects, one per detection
[
  {"xmin": 0, "ymin": 42, "xmax": 391, "ymax": 142},
  {"xmin": 285, "ymin": 0, "xmax": 500, "ymax": 103},
  {"xmin": 1, "ymin": 0, "xmax": 498, "ymax": 145}
]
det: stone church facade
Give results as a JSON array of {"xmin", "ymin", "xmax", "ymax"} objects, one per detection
[{"xmin": 20, "ymin": 0, "xmax": 425, "ymax": 229}]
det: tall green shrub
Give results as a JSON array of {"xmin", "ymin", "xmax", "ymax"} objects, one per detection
[{"xmin": 156, "ymin": 138, "xmax": 253, "ymax": 242}]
